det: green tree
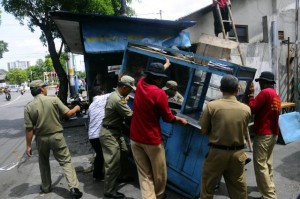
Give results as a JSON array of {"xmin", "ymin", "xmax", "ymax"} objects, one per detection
[
  {"xmin": 77, "ymin": 71, "xmax": 86, "ymax": 80},
  {"xmin": 26, "ymin": 54, "xmax": 68, "ymax": 82},
  {"xmin": 6, "ymin": 68, "xmax": 28, "ymax": 85},
  {"xmin": 0, "ymin": 10, "xmax": 9, "ymax": 58},
  {"xmin": 1, "ymin": 0, "xmax": 135, "ymax": 104},
  {"xmin": 26, "ymin": 65, "xmax": 43, "ymax": 81}
]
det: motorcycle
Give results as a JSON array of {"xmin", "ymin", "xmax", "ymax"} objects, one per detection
[
  {"xmin": 68, "ymin": 95, "xmax": 89, "ymax": 117},
  {"xmin": 5, "ymin": 92, "xmax": 11, "ymax": 101}
]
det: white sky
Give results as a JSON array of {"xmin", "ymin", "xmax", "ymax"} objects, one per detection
[{"xmin": 0, "ymin": 0, "xmax": 211, "ymax": 71}]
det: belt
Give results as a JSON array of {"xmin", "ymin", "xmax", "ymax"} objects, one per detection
[
  {"xmin": 102, "ymin": 125, "xmax": 120, "ymax": 130},
  {"xmin": 209, "ymin": 143, "xmax": 245, "ymax": 150}
]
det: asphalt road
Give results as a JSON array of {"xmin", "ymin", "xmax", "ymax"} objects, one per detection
[
  {"xmin": 0, "ymin": 90, "xmax": 32, "ymax": 171},
  {"xmin": 0, "ymin": 89, "xmax": 299, "ymax": 199}
]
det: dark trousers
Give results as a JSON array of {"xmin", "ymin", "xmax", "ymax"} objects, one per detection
[
  {"xmin": 212, "ymin": 6, "xmax": 232, "ymax": 36},
  {"xmin": 89, "ymin": 138, "xmax": 104, "ymax": 179}
]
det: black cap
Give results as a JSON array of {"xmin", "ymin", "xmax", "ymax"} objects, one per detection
[
  {"xmin": 145, "ymin": 63, "xmax": 168, "ymax": 77},
  {"xmin": 255, "ymin": 71, "xmax": 276, "ymax": 84}
]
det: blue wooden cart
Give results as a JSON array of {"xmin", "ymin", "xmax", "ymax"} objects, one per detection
[{"xmin": 121, "ymin": 42, "xmax": 256, "ymax": 198}]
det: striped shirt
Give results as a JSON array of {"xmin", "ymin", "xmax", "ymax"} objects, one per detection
[{"xmin": 88, "ymin": 93, "xmax": 110, "ymax": 139}]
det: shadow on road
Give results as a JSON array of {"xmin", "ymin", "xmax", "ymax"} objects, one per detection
[{"xmin": 275, "ymin": 150, "xmax": 300, "ymax": 183}]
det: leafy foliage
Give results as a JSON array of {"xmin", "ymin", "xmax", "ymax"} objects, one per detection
[
  {"xmin": 0, "ymin": 10, "xmax": 9, "ymax": 58},
  {"xmin": 77, "ymin": 70, "xmax": 86, "ymax": 79},
  {"xmin": 26, "ymin": 54, "xmax": 68, "ymax": 81},
  {"xmin": 6, "ymin": 68, "xmax": 28, "ymax": 85}
]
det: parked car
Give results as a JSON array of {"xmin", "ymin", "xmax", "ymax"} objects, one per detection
[{"xmin": 7, "ymin": 85, "xmax": 20, "ymax": 92}]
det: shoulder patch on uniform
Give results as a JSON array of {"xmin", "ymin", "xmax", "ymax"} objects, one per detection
[{"xmin": 120, "ymin": 99, "xmax": 127, "ymax": 104}]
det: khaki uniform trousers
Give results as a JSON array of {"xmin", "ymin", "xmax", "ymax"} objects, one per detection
[
  {"xmin": 253, "ymin": 134, "xmax": 278, "ymax": 199},
  {"xmin": 36, "ymin": 132, "xmax": 79, "ymax": 192},
  {"xmin": 131, "ymin": 140, "xmax": 167, "ymax": 199},
  {"xmin": 200, "ymin": 148, "xmax": 247, "ymax": 199},
  {"xmin": 99, "ymin": 128, "xmax": 130, "ymax": 194}
]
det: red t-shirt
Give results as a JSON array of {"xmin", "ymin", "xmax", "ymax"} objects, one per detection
[
  {"xmin": 248, "ymin": 88, "xmax": 281, "ymax": 135},
  {"xmin": 212, "ymin": 0, "xmax": 228, "ymax": 8},
  {"xmin": 130, "ymin": 77, "xmax": 175, "ymax": 145}
]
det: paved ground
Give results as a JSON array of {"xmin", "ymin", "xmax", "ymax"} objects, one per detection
[{"xmin": 2, "ymin": 115, "xmax": 300, "ymax": 199}]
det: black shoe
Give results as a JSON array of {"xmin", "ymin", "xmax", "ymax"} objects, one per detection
[
  {"xmin": 245, "ymin": 157, "xmax": 252, "ymax": 165},
  {"xmin": 116, "ymin": 176, "xmax": 134, "ymax": 183},
  {"xmin": 70, "ymin": 188, "xmax": 83, "ymax": 199},
  {"xmin": 214, "ymin": 183, "xmax": 220, "ymax": 191},
  {"xmin": 104, "ymin": 191, "xmax": 125, "ymax": 198}
]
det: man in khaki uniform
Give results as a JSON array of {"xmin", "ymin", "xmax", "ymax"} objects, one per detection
[
  {"xmin": 162, "ymin": 80, "xmax": 184, "ymax": 103},
  {"xmin": 199, "ymin": 75, "xmax": 251, "ymax": 199},
  {"xmin": 24, "ymin": 80, "xmax": 83, "ymax": 198},
  {"xmin": 100, "ymin": 75, "xmax": 135, "ymax": 199}
]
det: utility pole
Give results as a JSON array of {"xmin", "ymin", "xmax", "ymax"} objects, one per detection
[
  {"xmin": 159, "ymin": 10, "xmax": 162, "ymax": 20},
  {"xmin": 67, "ymin": 52, "xmax": 76, "ymax": 98},
  {"xmin": 271, "ymin": 0, "xmax": 278, "ymax": 81},
  {"xmin": 295, "ymin": 0, "xmax": 300, "ymax": 109},
  {"xmin": 120, "ymin": 0, "xmax": 127, "ymax": 16}
]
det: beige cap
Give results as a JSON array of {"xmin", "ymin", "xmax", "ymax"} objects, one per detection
[
  {"xmin": 162, "ymin": 80, "xmax": 178, "ymax": 90},
  {"xmin": 30, "ymin": 80, "xmax": 46, "ymax": 88},
  {"xmin": 120, "ymin": 75, "xmax": 136, "ymax": 90}
]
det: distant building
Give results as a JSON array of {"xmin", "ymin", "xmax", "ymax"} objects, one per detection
[
  {"xmin": 7, "ymin": 60, "xmax": 30, "ymax": 71},
  {"xmin": 0, "ymin": 69, "xmax": 8, "ymax": 83}
]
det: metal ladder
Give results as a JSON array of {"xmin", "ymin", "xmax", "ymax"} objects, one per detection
[{"xmin": 215, "ymin": 0, "xmax": 245, "ymax": 66}]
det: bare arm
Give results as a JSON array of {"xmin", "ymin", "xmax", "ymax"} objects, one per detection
[
  {"xmin": 26, "ymin": 128, "xmax": 34, "ymax": 157},
  {"xmin": 64, "ymin": 105, "xmax": 81, "ymax": 118},
  {"xmin": 175, "ymin": 116, "xmax": 188, "ymax": 125},
  {"xmin": 201, "ymin": 128, "xmax": 208, "ymax": 135},
  {"xmin": 163, "ymin": 57, "xmax": 171, "ymax": 70},
  {"xmin": 249, "ymin": 82, "xmax": 255, "ymax": 97}
]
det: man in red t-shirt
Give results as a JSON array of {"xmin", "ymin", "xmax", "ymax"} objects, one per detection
[
  {"xmin": 212, "ymin": 0, "xmax": 232, "ymax": 36},
  {"xmin": 248, "ymin": 71, "xmax": 280, "ymax": 199},
  {"xmin": 130, "ymin": 58, "xmax": 188, "ymax": 199}
]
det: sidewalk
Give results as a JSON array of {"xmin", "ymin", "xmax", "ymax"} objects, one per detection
[{"xmin": 4, "ymin": 116, "xmax": 299, "ymax": 199}]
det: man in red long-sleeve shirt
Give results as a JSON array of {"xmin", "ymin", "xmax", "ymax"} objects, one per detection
[
  {"xmin": 248, "ymin": 71, "xmax": 281, "ymax": 199},
  {"xmin": 130, "ymin": 58, "xmax": 188, "ymax": 199}
]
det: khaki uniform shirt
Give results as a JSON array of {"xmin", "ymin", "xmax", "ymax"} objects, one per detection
[
  {"xmin": 168, "ymin": 91, "xmax": 184, "ymax": 103},
  {"xmin": 199, "ymin": 95, "xmax": 251, "ymax": 146},
  {"xmin": 24, "ymin": 94, "xmax": 69, "ymax": 136},
  {"xmin": 102, "ymin": 90, "xmax": 133, "ymax": 128}
]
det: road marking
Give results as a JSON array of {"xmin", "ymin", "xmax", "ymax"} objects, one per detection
[
  {"xmin": 0, "ymin": 95, "xmax": 22, "ymax": 108},
  {"xmin": 0, "ymin": 161, "xmax": 19, "ymax": 171}
]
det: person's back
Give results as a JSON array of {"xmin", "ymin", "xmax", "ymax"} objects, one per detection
[
  {"xmin": 24, "ymin": 79, "xmax": 83, "ymax": 198},
  {"xmin": 88, "ymin": 93, "xmax": 110, "ymax": 139},
  {"xmin": 87, "ymin": 86, "xmax": 110, "ymax": 181},
  {"xmin": 25, "ymin": 94, "xmax": 66, "ymax": 136},
  {"xmin": 249, "ymin": 87, "xmax": 280, "ymax": 135},
  {"xmin": 199, "ymin": 75, "xmax": 251, "ymax": 199},
  {"xmin": 205, "ymin": 97, "xmax": 251, "ymax": 146},
  {"xmin": 131, "ymin": 77, "xmax": 174, "ymax": 145}
]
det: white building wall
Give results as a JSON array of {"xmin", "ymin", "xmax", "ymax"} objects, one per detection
[
  {"xmin": 184, "ymin": 0, "xmax": 295, "ymax": 43},
  {"xmin": 181, "ymin": 0, "xmax": 297, "ymax": 100}
]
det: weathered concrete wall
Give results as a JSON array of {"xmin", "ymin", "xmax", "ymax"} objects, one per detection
[
  {"xmin": 182, "ymin": 0, "xmax": 295, "ymax": 43},
  {"xmin": 232, "ymin": 42, "xmax": 290, "ymax": 100},
  {"xmin": 181, "ymin": 0, "xmax": 297, "ymax": 99}
]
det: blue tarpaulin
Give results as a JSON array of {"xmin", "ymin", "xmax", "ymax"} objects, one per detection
[
  {"xmin": 279, "ymin": 112, "xmax": 300, "ymax": 144},
  {"xmin": 82, "ymin": 19, "xmax": 195, "ymax": 53}
]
